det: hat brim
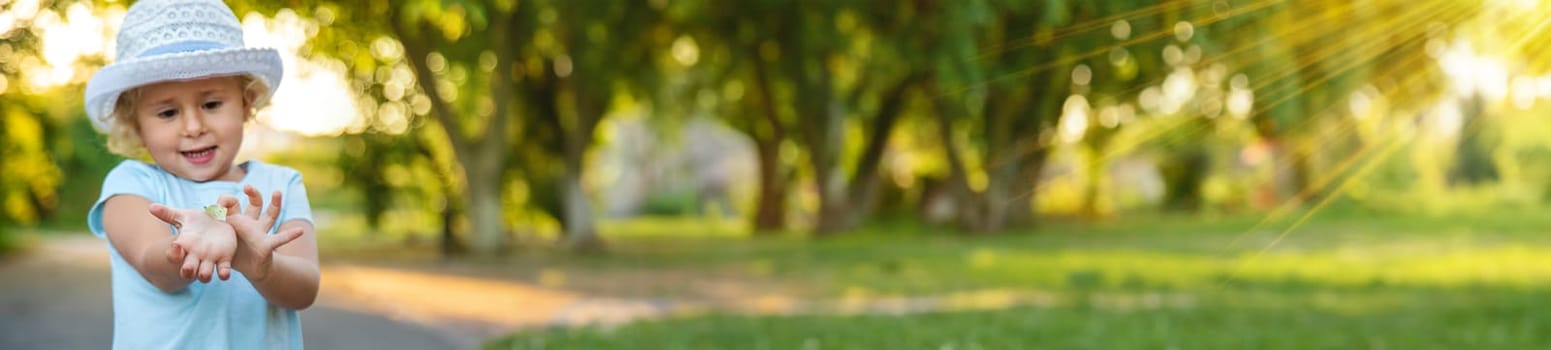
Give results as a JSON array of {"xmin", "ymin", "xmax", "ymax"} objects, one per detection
[{"xmin": 84, "ymin": 47, "xmax": 283, "ymax": 133}]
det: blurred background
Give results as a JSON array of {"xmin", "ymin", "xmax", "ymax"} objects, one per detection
[{"xmin": 7, "ymin": 0, "xmax": 1551, "ymax": 348}]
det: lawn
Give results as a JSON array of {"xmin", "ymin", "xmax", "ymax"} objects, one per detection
[
  {"xmin": 478, "ymin": 209, "xmax": 1551, "ymax": 349},
  {"xmin": 486, "ymin": 288, "xmax": 1550, "ymax": 349}
]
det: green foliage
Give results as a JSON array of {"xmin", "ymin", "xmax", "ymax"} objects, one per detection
[
  {"xmin": 336, "ymin": 133, "xmax": 431, "ymax": 231},
  {"xmin": 638, "ymin": 188, "xmax": 700, "ymax": 217},
  {"xmin": 0, "ymin": 227, "xmax": 18, "ymax": 255},
  {"xmin": 0, "ymin": 0, "xmax": 1540, "ymax": 242}
]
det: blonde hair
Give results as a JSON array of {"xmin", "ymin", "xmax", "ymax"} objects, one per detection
[{"xmin": 105, "ymin": 75, "xmax": 271, "ymax": 157}]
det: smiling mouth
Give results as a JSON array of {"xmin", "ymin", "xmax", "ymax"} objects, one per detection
[{"xmin": 181, "ymin": 146, "xmax": 217, "ymax": 160}]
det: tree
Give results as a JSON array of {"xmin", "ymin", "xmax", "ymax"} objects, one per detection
[
  {"xmin": 779, "ymin": 1, "xmax": 924, "ymax": 235},
  {"xmin": 543, "ymin": 0, "xmax": 668, "ymax": 250},
  {"xmin": 926, "ymin": 0, "xmax": 1077, "ymax": 232},
  {"xmin": 269, "ymin": 0, "xmax": 671, "ymax": 254},
  {"xmin": 0, "ymin": 1, "xmax": 116, "ymax": 228},
  {"xmin": 675, "ymin": 0, "xmax": 924, "ymax": 235},
  {"xmin": 671, "ymin": 0, "xmax": 796, "ymax": 232}
]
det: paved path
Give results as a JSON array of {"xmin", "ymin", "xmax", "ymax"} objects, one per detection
[
  {"xmin": 3, "ymin": 236, "xmax": 1183, "ymax": 349},
  {"xmin": 0, "ymin": 236, "xmax": 481, "ymax": 350}
]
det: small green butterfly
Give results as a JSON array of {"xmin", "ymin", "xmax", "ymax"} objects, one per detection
[{"xmin": 204, "ymin": 205, "xmax": 227, "ymax": 222}]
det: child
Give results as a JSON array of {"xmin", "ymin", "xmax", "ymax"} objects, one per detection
[{"xmin": 84, "ymin": 0, "xmax": 319, "ymax": 348}]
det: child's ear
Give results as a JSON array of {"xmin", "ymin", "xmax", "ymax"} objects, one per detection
[
  {"xmin": 243, "ymin": 87, "xmax": 259, "ymax": 109},
  {"xmin": 242, "ymin": 86, "xmax": 260, "ymax": 120}
]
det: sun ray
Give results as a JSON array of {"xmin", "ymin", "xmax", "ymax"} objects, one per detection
[
  {"xmin": 1103, "ymin": 0, "xmax": 1374, "ymax": 101},
  {"xmin": 1208, "ymin": 0, "xmax": 1551, "ymax": 288},
  {"xmin": 974, "ymin": 0, "xmax": 1389, "ymax": 174},
  {"xmin": 1099, "ymin": 0, "xmax": 1468, "ymax": 162},
  {"xmin": 1246, "ymin": 1, "xmax": 1466, "ymax": 107},
  {"xmin": 986, "ymin": 1, "xmax": 1474, "ymax": 211},
  {"xmin": 1216, "ymin": 132, "xmax": 1408, "ymax": 288},
  {"xmin": 975, "ymin": 0, "xmax": 1223, "ymax": 60},
  {"xmin": 951, "ymin": 0, "xmax": 1287, "ymax": 96},
  {"xmin": 1215, "ymin": 50, "xmax": 1443, "ymax": 250}
]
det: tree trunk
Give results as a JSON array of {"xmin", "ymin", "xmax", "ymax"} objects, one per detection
[
  {"xmin": 752, "ymin": 136, "xmax": 787, "ymax": 232},
  {"xmin": 440, "ymin": 198, "xmax": 460, "ymax": 257},
  {"xmin": 459, "ymin": 127, "xmax": 513, "ymax": 256},
  {"xmin": 800, "ymin": 83, "xmax": 847, "ymax": 236},
  {"xmin": 931, "ymin": 93, "xmax": 986, "ymax": 231},
  {"xmin": 1448, "ymin": 94, "xmax": 1498, "ymax": 186},
  {"xmin": 1002, "ymin": 149, "xmax": 1046, "ymax": 227},
  {"xmin": 836, "ymin": 75, "xmax": 918, "ymax": 230},
  {"xmin": 980, "ymin": 151, "xmax": 1015, "ymax": 232},
  {"xmin": 560, "ymin": 77, "xmax": 606, "ymax": 253},
  {"xmin": 1160, "ymin": 146, "xmax": 1209, "ymax": 212},
  {"xmin": 748, "ymin": 54, "xmax": 788, "ymax": 233},
  {"xmin": 1079, "ymin": 147, "xmax": 1105, "ymax": 219},
  {"xmin": 840, "ymin": 175, "xmax": 883, "ymax": 231},
  {"xmin": 1265, "ymin": 137, "xmax": 1311, "ymax": 205},
  {"xmin": 464, "ymin": 168, "xmax": 505, "ymax": 255},
  {"xmin": 390, "ymin": 11, "xmax": 517, "ymax": 256},
  {"xmin": 986, "ymin": 175, "xmax": 1011, "ymax": 232},
  {"xmin": 560, "ymin": 161, "xmax": 603, "ymax": 252},
  {"xmin": 407, "ymin": 134, "xmax": 465, "ymax": 256},
  {"xmin": 931, "ymin": 76, "xmax": 1053, "ymax": 233},
  {"xmin": 811, "ymin": 166, "xmax": 848, "ymax": 236}
]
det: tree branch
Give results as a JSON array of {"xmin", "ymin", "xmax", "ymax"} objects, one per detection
[
  {"xmin": 387, "ymin": 7, "xmax": 469, "ymax": 153},
  {"xmin": 846, "ymin": 72, "xmax": 920, "ymax": 199},
  {"xmin": 476, "ymin": 7, "xmax": 519, "ymax": 166},
  {"xmin": 749, "ymin": 49, "xmax": 787, "ymax": 141}
]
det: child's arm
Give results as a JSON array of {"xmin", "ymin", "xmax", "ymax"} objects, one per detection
[
  {"xmin": 223, "ymin": 186, "xmax": 320, "ymax": 310},
  {"xmin": 101, "ymin": 195, "xmax": 238, "ymax": 292}
]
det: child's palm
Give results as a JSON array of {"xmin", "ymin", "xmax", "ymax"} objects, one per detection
[{"xmin": 148, "ymin": 204, "xmax": 237, "ymax": 282}]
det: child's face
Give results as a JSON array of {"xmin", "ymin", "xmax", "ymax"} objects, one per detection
[{"xmin": 134, "ymin": 76, "xmax": 249, "ymax": 182}]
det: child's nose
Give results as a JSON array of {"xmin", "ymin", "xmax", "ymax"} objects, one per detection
[{"xmin": 182, "ymin": 109, "xmax": 208, "ymax": 136}]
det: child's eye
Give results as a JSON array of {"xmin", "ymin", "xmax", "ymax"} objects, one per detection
[
  {"xmin": 202, "ymin": 101, "xmax": 224, "ymax": 110},
  {"xmin": 156, "ymin": 109, "xmax": 178, "ymax": 118}
]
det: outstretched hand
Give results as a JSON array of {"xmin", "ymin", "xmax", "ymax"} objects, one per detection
[
  {"xmin": 148, "ymin": 203, "xmax": 236, "ymax": 283},
  {"xmin": 216, "ymin": 185, "xmax": 306, "ymax": 282}
]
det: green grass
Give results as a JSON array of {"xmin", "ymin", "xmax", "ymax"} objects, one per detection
[
  {"xmin": 525, "ymin": 211, "xmax": 1551, "ymax": 296},
  {"xmin": 486, "ymin": 287, "xmax": 1551, "ymax": 349},
  {"xmin": 482, "ymin": 210, "xmax": 1551, "ymax": 349}
]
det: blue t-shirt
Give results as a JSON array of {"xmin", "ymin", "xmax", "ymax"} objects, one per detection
[{"xmin": 88, "ymin": 160, "xmax": 313, "ymax": 350}]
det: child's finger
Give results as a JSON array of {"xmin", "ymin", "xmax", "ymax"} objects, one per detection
[
  {"xmin": 244, "ymin": 185, "xmax": 264, "ymax": 220},
  {"xmin": 147, "ymin": 204, "xmax": 182, "ymax": 228},
  {"xmin": 165, "ymin": 242, "xmax": 185, "ymax": 264},
  {"xmin": 217, "ymin": 261, "xmax": 232, "ymax": 281},
  {"xmin": 217, "ymin": 195, "xmax": 241, "ymax": 218},
  {"xmin": 197, "ymin": 259, "xmax": 214, "ymax": 283},
  {"xmin": 180, "ymin": 254, "xmax": 199, "ymax": 280},
  {"xmin": 261, "ymin": 190, "xmax": 283, "ymax": 229},
  {"xmin": 264, "ymin": 227, "xmax": 306, "ymax": 252}
]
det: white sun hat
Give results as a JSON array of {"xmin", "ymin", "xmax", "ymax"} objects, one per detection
[{"xmin": 83, "ymin": 0, "xmax": 283, "ymax": 133}]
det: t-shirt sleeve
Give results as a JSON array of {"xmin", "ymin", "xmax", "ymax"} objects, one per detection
[
  {"xmin": 274, "ymin": 170, "xmax": 314, "ymax": 233},
  {"xmin": 87, "ymin": 161, "xmax": 164, "ymax": 239}
]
